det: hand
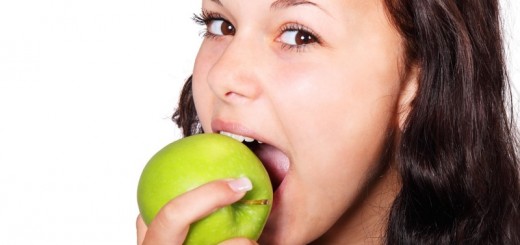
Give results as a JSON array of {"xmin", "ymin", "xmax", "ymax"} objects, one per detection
[{"xmin": 136, "ymin": 178, "xmax": 258, "ymax": 245}]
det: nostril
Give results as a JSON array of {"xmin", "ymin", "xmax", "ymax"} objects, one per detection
[{"xmin": 224, "ymin": 91, "xmax": 248, "ymax": 99}]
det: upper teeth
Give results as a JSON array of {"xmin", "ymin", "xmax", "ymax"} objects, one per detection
[{"xmin": 220, "ymin": 131, "xmax": 260, "ymax": 143}]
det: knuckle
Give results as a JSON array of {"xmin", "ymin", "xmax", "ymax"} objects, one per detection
[{"xmin": 159, "ymin": 201, "xmax": 185, "ymax": 225}]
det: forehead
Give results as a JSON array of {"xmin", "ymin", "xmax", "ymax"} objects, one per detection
[
  {"xmin": 202, "ymin": 0, "xmax": 384, "ymax": 16},
  {"xmin": 208, "ymin": 0, "xmax": 319, "ymax": 7}
]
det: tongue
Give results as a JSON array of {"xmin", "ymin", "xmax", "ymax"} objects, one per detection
[{"xmin": 251, "ymin": 144, "xmax": 289, "ymax": 191}]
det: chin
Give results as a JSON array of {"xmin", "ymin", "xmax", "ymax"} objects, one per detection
[{"xmin": 257, "ymin": 178, "xmax": 316, "ymax": 245}]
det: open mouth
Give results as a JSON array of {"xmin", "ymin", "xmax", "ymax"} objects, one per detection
[{"xmin": 220, "ymin": 131, "xmax": 289, "ymax": 192}]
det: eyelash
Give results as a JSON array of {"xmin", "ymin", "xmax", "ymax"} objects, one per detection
[
  {"xmin": 192, "ymin": 10, "xmax": 322, "ymax": 52},
  {"xmin": 192, "ymin": 10, "xmax": 226, "ymax": 39}
]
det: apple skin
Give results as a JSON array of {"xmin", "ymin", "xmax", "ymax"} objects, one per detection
[{"xmin": 137, "ymin": 133, "xmax": 273, "ymax": 244}]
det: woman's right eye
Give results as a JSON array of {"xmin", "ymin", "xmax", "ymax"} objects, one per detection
[
  {"xmin": 207, "ymin": 19, "xmax": 235, "ymax": 36},
  {"xmin": 193, "ymin": 11, "xmax": 235, "ymax": 38}
]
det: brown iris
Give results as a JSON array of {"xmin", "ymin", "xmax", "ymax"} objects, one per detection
[
  {"xmin": 295, "ymin": 31, "xmax": 315, "ymax": 45},
  {"xmin": 220, "ymin": 20, "xmax": 235, "ymax": 35}
]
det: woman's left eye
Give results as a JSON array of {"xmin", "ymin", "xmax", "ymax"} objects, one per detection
[
  {"xmin": 277, "ymin": 24, "xmax": 321, "ymax": 51},
  {"xmin": 279, "ymin": 29, "xmax": 317, "ymax": 46}
]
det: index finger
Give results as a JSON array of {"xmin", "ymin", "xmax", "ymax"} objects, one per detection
[{"xmin": 142, "ymin": 178, "xmax": 252, "ymax": 245}]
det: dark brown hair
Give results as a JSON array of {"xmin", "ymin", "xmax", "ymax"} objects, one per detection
[
  {"xmin": 172, "ymin": 0, "xmax": 520, "ymax": 243},
  {"xmin": 383, "ymin": 0, "xmax": 520, "ymax": 243},
  {"xmin": 173, "ymin": 76, "xmax": 199, "ymax": 136}
]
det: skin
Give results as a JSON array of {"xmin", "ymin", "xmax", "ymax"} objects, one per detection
[{"xmin": 137, "ymin": 0, "xmax": 418, "ymax": 244}]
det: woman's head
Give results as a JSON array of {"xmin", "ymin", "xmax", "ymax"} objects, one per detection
[
  {"xmin": 173, "ymin": 0, "xmax": 519, "ymax": 244},
  {"xmin": 189, "ymin": 0, "xmax": 413, "ymax": 243}
]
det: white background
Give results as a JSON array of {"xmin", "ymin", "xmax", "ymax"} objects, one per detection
[{"xmin": 0, "ymin": 1, "xmax": 518, "ymax": 244}]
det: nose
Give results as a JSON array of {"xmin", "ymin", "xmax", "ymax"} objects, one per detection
[{"xmin": 206, "ymin": 36, "xmax": 263, "ymax": 103}]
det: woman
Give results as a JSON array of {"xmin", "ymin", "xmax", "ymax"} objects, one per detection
[{"xmin": 138, "ymin": 0, "xmax": 520, "ymax": 244}]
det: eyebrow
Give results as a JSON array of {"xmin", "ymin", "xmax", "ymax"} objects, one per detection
[
  {"xmin": 209, "ymin": 0, "xmax": 319, "ymax": 10},
  {"xmin": 210, "ymin": 0, "xmax": 222, "ymax": 6},
  {"xmin": 270, "ymin": 0, "xmax": 318, "ymax": 10}
]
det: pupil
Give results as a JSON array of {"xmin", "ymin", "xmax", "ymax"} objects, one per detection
[{"xmin": 296, "ymin": 32, "xmax": 313, "ymax": 45}]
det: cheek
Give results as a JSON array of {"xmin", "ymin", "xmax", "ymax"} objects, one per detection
[
  {"xmin": 270, "ymin": 57, "xmax": 400, "ymax": 133},
  {"xmin": 193, "ymin": 40, "xmax": 221, "ymax": 79},
  {"xmin": 270, "ymin": 61, "xmax": 400, "ymax": 211},
  {"xmin": 268, "ymin": 47, "xmax": 401, "ymax": 174},
  {"xmin": 192, "ymin": 42, "xmax": 221, "ymax": 132}
]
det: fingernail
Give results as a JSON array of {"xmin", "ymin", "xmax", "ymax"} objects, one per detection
[{"xmin": 228, "ymin": 177, "xmax": 253, "ymax": 192}]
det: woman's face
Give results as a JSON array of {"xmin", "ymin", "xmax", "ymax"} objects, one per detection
[{"xmin": 192, "ymin": 0, "xmax": 410, "ymax": 243}]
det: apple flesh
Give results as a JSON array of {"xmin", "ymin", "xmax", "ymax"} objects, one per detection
[{"xmin": 137, "ymin": 133, "xmax": 273, "ymax": 244}]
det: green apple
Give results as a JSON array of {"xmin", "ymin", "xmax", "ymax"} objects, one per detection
[{"xmin": 137, "ymin": 133, "xmax": 273, "ymax": 244}]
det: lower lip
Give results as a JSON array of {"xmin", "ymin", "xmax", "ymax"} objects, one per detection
[{"xmin": 271, "ymin": 175, "xmax": 287, "ymax": 209}]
